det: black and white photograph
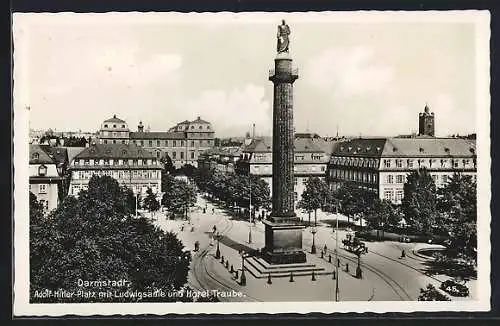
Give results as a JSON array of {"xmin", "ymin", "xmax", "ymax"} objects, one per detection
[{"xmin": 13, "ymin": 11, "xmax": 491, "ymax": 315}]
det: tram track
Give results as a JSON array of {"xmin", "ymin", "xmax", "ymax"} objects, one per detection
[{"xmin": 189, "ymin": 208, "xmax": 260, "ymax": 302}]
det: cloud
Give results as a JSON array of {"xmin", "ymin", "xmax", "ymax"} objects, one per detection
[
  {"xmin": 304, "ymin": 46, "xmax": 394, "ymax": 98},
  {"xmin": 184, "ymin": 84, "xmax": 271, "ymax": 137}
]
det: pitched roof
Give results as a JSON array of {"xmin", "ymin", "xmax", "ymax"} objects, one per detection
[
  {"xmin": 103, "ymin": 115, "xmax": 126, "ymax": 123},
  {"xmin": 65, "ymin": 147, "xmax": 87, "ymax": 163},
  {"xmin": 242, "ymin": 137, "xmax": 325, "ymax": 154},
  {"xmin": 192, "ymin": 116, "xmax": 210, "ymax": 124},
  {"xmin": 331, "ymin": 137, "xmax": 477, "ymax": 158},
  {"xmin": 313, "ymin": 139, "xmax": 343, "ymax": 156},
  {"xmin": 40, "ymin": 146, "xmax": 68, "ymax": 166},
  {"xmin": 331, "ymin": 138, "xmax": 388, "ymax": 158},
  {"xmin": 29, "ymin": 144, "xmax": 56, "ymax": 164},
  {"xmin": 382, "ymin": 138, "xmax": 476, "ymax": 157},
  {"xmin": 74, "ymin": 144, "xmax": 155, "ymax": 160},
  {"xmin": 129, "ymin": 131, "xmax": 186, "ymax": 140}
]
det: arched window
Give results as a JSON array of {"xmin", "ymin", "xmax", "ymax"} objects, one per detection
[
  {"xmin": 38, "ymin": 164, "xmax": 47, "ymax": 176},
  {"xmin": 31, "ymin": 153, "xmax": 39, "ymax": 160}
]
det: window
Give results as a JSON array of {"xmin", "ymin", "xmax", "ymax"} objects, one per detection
[
  {"xmin": 180, "ymin": 152, "xmax": 184, "ymax": 159},
  {"xmin": 384, "ymin": 159, "xmax": 391, "ymax": 168},
  {"xmin": 384, "ymin": 190, "xmax": 393, "ymax": 201},
  {"xmin": 31, "ymin": 153, "xmax": 39, "ymax": 160},
  {"xmin": 121, "ymin": 140, "xmax": 126, "ymax": 144},
  {"xmin": 441, "ymin": 175, "xmax": 448, "ymax": 183},
  {"xmin": 321, "ymin": 166, "xmax": 325, "ymax": 172},
  {"xmin": 294, "ymin": 177, "xmax": 298, "ymax": 185},
  {"xmin": 207, "ymin": 125, "xmax": 210, "ymax": 130},
  {"xmin": 191, "ymin": 141, "xmax": 195, "ymax": 147},
  {"xmin": 395, "ymin": 190, "xmax": 404, "ymax": 202},
  {"xmin": 38, "ymin": 165, "xmax": 47, "ymax": 176},
  {"xmin": 140, "ymin": 140, "xmax": 144, "ymax": 146},
  {"xmin": 191, "ymin": 126, "xmax": 194, "ymax": 129},
  {"xmin": 173, "ymin": 140, "xmax": 177, "ymax": 147},
  {"xmin": 104, "ymin": 140, "xmax": 108, "ymax": 144},
  {"xmin": 149, "ymin": 140, "xmax": 153, "ymax": 147},
  {"xmin": 113, "ymin": 124, "xmax": 116, "ymax": 128},
  {"xmin": 104, "ymin": 159, "xmax": 110, "ymax": 165},
  {"xmin": 39, "ymin": 184, "xmax": 47, "ymax": 193},
  {"xmin": 294, "ymin": 192, "xmax": 298, "ymax": 201},
  {"xmin": 453, "ymin": 160, "xmax": 459, "ymax": 168},
  {"xmin": 386, "ymin": 175, "xmax": 394, "ymax": 184},
  {"xmin": 181, "ymin": 141, "xmax": 184, "ymax": 147},
  {"xmin": 396, "ymin": 160, "xmax": 403, "ymax": 168},
  {"xmin": 440, "ymin": 159, "xmax": 446, "ymax": 167},
  {"xmin": 396, "ymin": 175, "xmax": 404, "ymax": 183},
  {"xmin": 113, "ymin": 140, "xmax": 117, "ymax": 144},
  {"xmin": 157, "ymin": 140, "xmax": 161, "ymax": 147},
  {"xmin": 432, "ymin": 175, "xmax": 438, "ymax": 184},
  {"xmin": 84, "ymin": 159, "xmax": 90, "ymax": 165},
  {"xmin": 191, "ymin": 151, "xmax": 195, "ymax": 159},
  {"xmin": 172, "ymin": 152, "xmax": 177, "ymax": 159}
]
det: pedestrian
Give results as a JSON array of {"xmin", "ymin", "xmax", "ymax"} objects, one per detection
[
  {"xmin": 324, "ymin": 244, "xmax": 328, "ymax": 254},
  {"xmin": 212, "ymin": 207, "xmax": 215, "ymax": 214},
  {"xmin": 401, "ymin": 249, "xmax": 405, "ymax": 259},
  {"xmin": 213, "ymin": 225, "xmax": 217, "ymax": 234}
]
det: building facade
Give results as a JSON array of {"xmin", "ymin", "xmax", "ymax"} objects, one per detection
[
  {"xmin": 197, "ymin": 146, "xmax": 242, "ymax": 173},
  {"xmin": 98, "ymin": 115, "xmax": 131, "ymax": 144},
  {"xmin": 327, "ymin": 137, "xmax": 477, "ymax": 204},
  {"xmin": 29, "ymin": 145, "xmax": 67, "ymax": 213},
  {"xmin": 236, "ymin": 136, "xmax": 339, "ymax": 206},
  {"xmin": 68, "ymin": 143, "xmax": 163, "ymax": 198},
  {"xmin": 97, "ymin": 115, "xmax": 215, "ymax": 168}
]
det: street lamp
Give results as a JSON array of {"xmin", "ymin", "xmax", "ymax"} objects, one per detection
[
  {"xmin": 215, "ymin": 232, "xmax": 221, "ymax": 259},
  {"xmin": 334, "ymin": 203, "xmax": 340, "ymax": 302},
  {"xmin": 311, "ymin": 227, "xmax": 317, "ymax": 254},
  {"xmin": 240, "ymin": 250, "xmax": 247, "ymax": 286},
  {"xmin": 355, "ymin": 244, "xmax": 367, "ymax": 279},
  {"xmin": 248, "ymin": 175, "xmax": 252, "ymax": 244}
]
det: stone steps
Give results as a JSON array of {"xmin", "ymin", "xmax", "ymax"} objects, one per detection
[{"xmin": 244, "ymin": 256, "xmax": 332, "ymax": 279}]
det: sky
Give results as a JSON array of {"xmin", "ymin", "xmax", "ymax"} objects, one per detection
[{"xmin": 13, "ymin": 12, "xmax": 485, "ymax": 138}]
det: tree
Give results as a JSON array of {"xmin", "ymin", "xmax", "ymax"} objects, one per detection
[
  {"xmin": 143, "ymin": 187, "xmax": 161, "ymax": 219},
  {"xmin": 365, "ymin": 198, "xmax": 400, "ymax": 239},
  {"xmin": 162, "ymin": 179, "xmax": 197, "ymax": 219},
  {"xmin": 297, "ymin": 177, "xmax": 329, "ymax": 226},
  {"xmin": 160, "ymin": 154, "xmax": 176, "ymax": 175},
  {"xmin": 30, "ymin": 175, "xmax": 191, "ymax": 303},
  {"xmin": 401, "ymin": 168, "xmax": 437, "ymax": 235},
  {"xmin": 330, "ymin": 182, "xmax": 377, "ymax": 227},
  {"xmin": 418, "ymin": 284, "xmax": 451, "ymax": 301},
  {"xmin": 437, "ymin": 173, "xmax": 477, "ymax": 262},
  {"xmin": 30, "ymin": 192, "xmax": 44, "ymax": 220}
]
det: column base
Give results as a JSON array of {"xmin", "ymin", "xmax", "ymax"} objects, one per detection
[{"xmin": 262, "ymin": 218, "xmax": 306, "ymax": 264}]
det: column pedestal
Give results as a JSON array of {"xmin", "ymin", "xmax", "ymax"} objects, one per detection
[{"xmin": 262, "ymin": 219, "xmax": 306, "ymax": 264}]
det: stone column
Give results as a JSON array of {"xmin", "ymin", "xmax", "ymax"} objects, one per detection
[{"xmin": 262, "ymin": 52, "xmax": 306, "ymax": 264}]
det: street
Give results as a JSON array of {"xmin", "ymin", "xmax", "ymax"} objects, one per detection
[{"xmin": 151, "ymin": 194, "xmax": 476, "ymax": 302}]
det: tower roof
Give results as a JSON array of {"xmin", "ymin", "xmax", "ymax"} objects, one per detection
[{"xmin": 104, "ymin": 114, "xmax": 126, "ymax": 123}]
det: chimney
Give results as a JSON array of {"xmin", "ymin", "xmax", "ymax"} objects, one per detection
[{"xmin": 252, "ymin": 123, "xmax": 256, "ymax": 139}]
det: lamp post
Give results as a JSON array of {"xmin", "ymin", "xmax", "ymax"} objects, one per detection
[
  {"xmin": 240, "ymin": 251, "xmax": 247, "ymax": 286},
  {"xmin": 335, "ymin": 203, "xmax": 340, "ymax": 302},
  {"xmin": 311, "ymin": 227, "xmax": 317, "ymax": 254},
  {"xmin": 248, "ymin": 175, "xmax": 252, "ymax": 244},
  {"xmin": 215, "ymin": 232, "xmax": 221, "ymax": 259}
]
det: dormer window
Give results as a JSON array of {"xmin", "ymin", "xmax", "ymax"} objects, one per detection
[
  {"xmin": 444, "ymin": 147, "xmax": 450, "ymax": 153},
  {"xmin": 122, "ymin": 150, "xmax": 127, "ymax": 155},
  {"xmin": 207, "ymin": 126, "xmax": 210, "ymax": 130},
  {"xmin": 31, "ymin": 153, "xmax": 39, "ymax": 160},
  {"xmin": 470, "ymin": 148, "xmax": 475, "ymax": 154},
  {"xmin": 419, "ymin": 147, "xmax": 424, "ymax": 152},
  {"xmin": 122, "ymin": 124, "xmax": 125, "ymax": 128},
  {"xmin": 113, "ymin": 124, "xmax": 117, "ymax": 128},
  {"xmin": 38, "ymin": 164, "xmax": 47, "ymax": 176},
  {"xmin": 393, "ymin": 147, "xmax": 398, "ymax": 152},
  {"xmin": 104, "ymin": 124, "xmax": 108, "ymax": 128}
]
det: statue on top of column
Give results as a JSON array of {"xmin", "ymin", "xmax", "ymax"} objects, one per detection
[{"xmin": 277, "ymin": 20, "xmax": 291, "ymax": 53}]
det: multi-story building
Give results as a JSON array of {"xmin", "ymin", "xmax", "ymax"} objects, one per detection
[
  {"xmin": 327, "ymin": 105, "xmax": 477, "ymax": 204},
  {"xmin": 197, "ymin": 146, "xmax": 242, "ymax": 173},
  {"xmin": 328, "ymin": 137, "xmax": 477, "ymax": 204},
  {"xmin": 97, "ymin": 115, "xmax": 215, "ymax": 168},
  {"xmin": 68, "ymin": 143, "xmax": 163, "ymax": 199},
  {"xmin": 29, "ymin": 145, "xmax": 68, "ymax": 213},
  {"xmin": 98, "ymin": 115, "xmax": 131, "ymax": 145},
  {"xmin": 236, "ymin": 135, "xmax": 340, "ymax": 205}
]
